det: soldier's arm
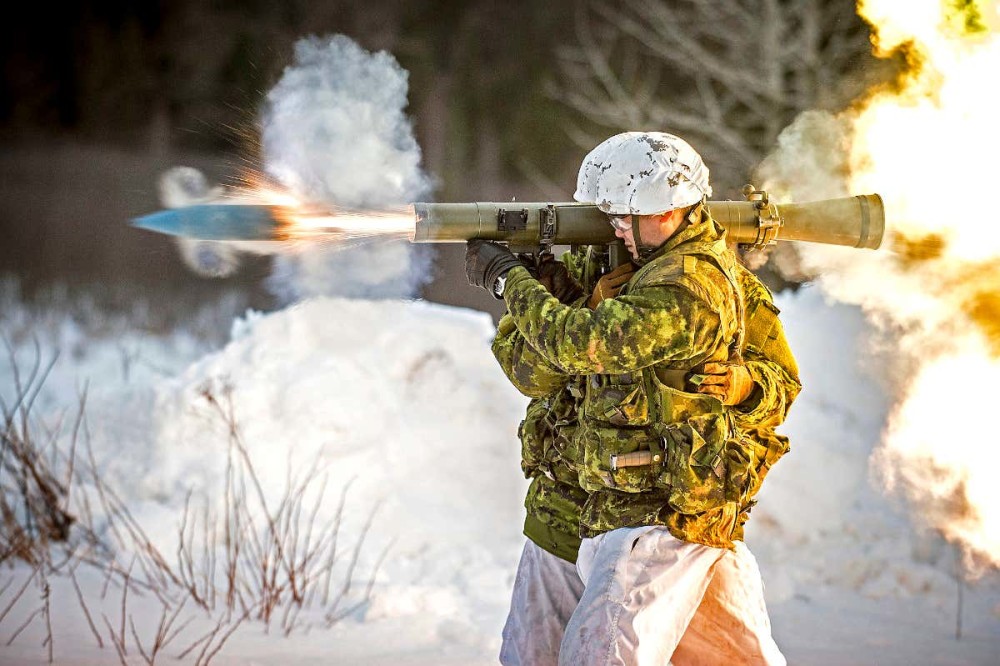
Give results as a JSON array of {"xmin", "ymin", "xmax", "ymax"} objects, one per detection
[
  {"xmin": 732, "ymin": 305, "xmax": 802, "ymax": 428},
  {"xmin": 492, "ymin": 313, "xmax": 569, "ymax": 398},
  {"xmin": 734, "ymin": 359, "xmax": 800, "ymax": 427},
  {"xmin": 502, "ymin": 266, "xmax": 726, "ymax": 375}
]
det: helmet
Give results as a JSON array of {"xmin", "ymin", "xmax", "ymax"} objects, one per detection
[{"xmin": 574, "ymin": 132, "xmax": 712, "ymax": 215}]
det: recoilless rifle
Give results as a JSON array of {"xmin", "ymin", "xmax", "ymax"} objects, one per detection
[{"xmin": 412, "ymin": 185, "xmax": 884, "ymax": 270}]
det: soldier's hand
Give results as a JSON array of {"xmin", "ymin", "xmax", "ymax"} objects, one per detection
[
  {"xmin": 537, "ymin": 254, "xmax": 584, "ymax": 304},
  {"xmin": 587, "ymin": 262, "xmax": 636, "ymax": 309},
  {"xmin": 465, "ymin": 240, "xmax": 526, "ymax": 297},
  {"xmin": 695, "ymin": 362, "xmax": 755, "ymax": 406}
]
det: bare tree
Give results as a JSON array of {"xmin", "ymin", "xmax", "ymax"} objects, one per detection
[{"xmin": 555, "ymin": 0, "xmax": 874, "ymax": 193}]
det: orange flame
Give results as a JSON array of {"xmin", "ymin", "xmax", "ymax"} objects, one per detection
[
  {"xmin": 841, "ymin": 0, "xmax": 1000, "ymax": 571},
  {"xmin": 230, "ymin": 180, "xmax": 416, "ymax": 242}
]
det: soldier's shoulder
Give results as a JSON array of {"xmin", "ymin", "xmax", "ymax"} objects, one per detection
[
  {"xmin": 735, "ymin": 263, "xmax": 777, "ymax": 310},
  {"xmin": 633, "ymin": 253, "xmax": 687, "ymax": 287},
  {"xmin": 634, "ymin": 246, "xmax": 736, "ymax": 308}
]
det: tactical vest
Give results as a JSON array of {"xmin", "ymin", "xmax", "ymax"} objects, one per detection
[
  {"xmin": 519, "ymin": 388, "xmax": 582, "ymax": 485},
  {"xmin": 517, "ymin": 246, "xmax": 602, "ymax": 484},
  {"xmin": 732, "ymin": 267, "xmax": 797, "ymax": 529},
  {"xmin": 571, "ymin": 239, "xmax": 755, "ymax": 517}
]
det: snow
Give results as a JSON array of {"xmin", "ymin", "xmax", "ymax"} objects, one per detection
[{"xmin": 1, "ymin": 283, "xmax": 999, "ymax": 664}]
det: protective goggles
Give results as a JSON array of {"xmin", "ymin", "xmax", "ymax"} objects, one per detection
[{"xmin": 607, "ymin": 215, "xmax": 632, "ymax": 232}]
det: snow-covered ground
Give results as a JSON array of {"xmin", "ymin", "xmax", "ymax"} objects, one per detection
[{"xmin": 1, "ymin": 282, "xmax": 999, "ymax": 664}]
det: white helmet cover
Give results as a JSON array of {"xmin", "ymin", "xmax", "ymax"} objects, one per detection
[{"xmin": 574, "ymin": 132, "xmax": 712, "ymax": 215}]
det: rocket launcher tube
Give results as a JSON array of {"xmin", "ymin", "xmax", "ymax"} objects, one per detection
[{"xmin": 412, "ymin": 194, "xmax": 885, "ymax": 251}]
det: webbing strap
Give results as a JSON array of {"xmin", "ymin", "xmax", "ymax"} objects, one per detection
[{"xmin": 676, "ymin": 240, "xmax": 746, "ymax": 356}]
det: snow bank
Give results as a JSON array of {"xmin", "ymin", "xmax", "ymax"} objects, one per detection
[
  {"xmin": 2, "ymin": 294, "xmax": 529, "ymax": 663},
  {"xmin": 145, "ymin": 297, "xmax": 529, "ymax": 644},
  {"xmin": 2, "ymin": 285, "xmax": 999, "ymax": 664}
]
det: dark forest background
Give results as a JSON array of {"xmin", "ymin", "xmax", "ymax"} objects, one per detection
[{"xmin": 0, "ymin": 0, "xmax": 886, "ymax": 321}]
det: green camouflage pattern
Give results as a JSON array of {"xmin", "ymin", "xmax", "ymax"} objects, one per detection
[
  {"xmin": 492, "ymin": 314, "xmax": 569, "ymax": 400},
  {"xmin": 492, "ymin": 249, "xmax": 596, "ymax": 562},
  {"xmin": 492, "ymin": 213, "xmax": 801, "ymax": 555},
  {"xmin": 728, "ymin": 263, "xmax": 801, "ymax": 537},
  {"xmin": 733, "ymin": 262, "xmax": 800, "ymax": 427},
  {"xmin": 502, "ymin": 206, "xmax": 749, "ymax": 548}
]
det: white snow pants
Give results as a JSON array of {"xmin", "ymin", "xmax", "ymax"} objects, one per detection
[
  {"xmin": 501, "ymin": 527, "xmax": 785, "ymax": 666},
  {"xmin": 501, "ymin": 539, "xmax": 586, "ymax": 666}
]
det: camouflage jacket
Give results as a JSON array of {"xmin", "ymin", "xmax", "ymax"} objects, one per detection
[
  {"xmin": 493, "ymin": 250, "xmax": 801, "ymax": 558},
  {"xmin": 492, "ymin": 249, "xmax": 595, "ymax": 562},
  {"xmin": 501, "ymin": 204, "xmax": 780, "ymax": 548},
  {"xmin": 726, "ymin": 263, "xmax": 801, "ymax": 540}
]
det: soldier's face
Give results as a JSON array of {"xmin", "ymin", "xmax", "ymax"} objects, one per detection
[
  {"xmin": 613, "ymin": 212, "xmax": 684, "ymax": 260},
  {"xmin": 611, "ymin": 215, "xmax": 639, "ymax": 259}
]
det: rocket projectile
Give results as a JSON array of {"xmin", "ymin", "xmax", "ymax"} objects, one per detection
[{"xmin": 132, "ymin": 204, "xmax": 285, "ymax": 241}]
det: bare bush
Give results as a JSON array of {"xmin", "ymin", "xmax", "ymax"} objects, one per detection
[
  {"xmin": 0, "ymin": 339, "xmax": 385, "ymax": 663},
  {"xmin": 0, "ymin": 339, "xmax": 77, "ymax": 565},
  {"xmin": 182, "ymin": 381, "xmax": 388, "ymax": 634}
]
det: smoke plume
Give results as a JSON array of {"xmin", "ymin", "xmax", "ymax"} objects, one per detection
[
  {"xmin": 158, "ymin": 166, "xmax": 241, "ymax": 279},
  {"xmin": 164, "ymin": 36, "xmax": 434, "ymax": 300},
  {"xmin": 759, "ymin": 0, "xmax": 1000, "ymax": 574},
  {"xmin": 262, "ymin": 35, "xmax": 430, "ymax": 209},
  {"xmin": 261, "ymin": 35, "xmax": 432, "ymax": 301}
]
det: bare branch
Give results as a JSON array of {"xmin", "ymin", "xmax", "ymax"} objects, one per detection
[
  {"xmin": 551, "ymin": 0, "xmax": 873, "ymax": 188},
  {"xmin": 69, "ymin": 565, "xmax": 104, "ymax": 648},
  {"xmin": 0, "ymin": 568, "xmax": 37, "ymax": 625},
  {"xmin": 102, "ymin": 614, "xmax": 129, "ymax": 666},
  {"xmin": 6, "ymin": 605, "xmax": 44, "ymax": 646}
]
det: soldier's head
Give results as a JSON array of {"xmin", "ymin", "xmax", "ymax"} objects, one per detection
[{"xmin": 574, "ymin": 132, "xmax": 711, "ymax": 261}]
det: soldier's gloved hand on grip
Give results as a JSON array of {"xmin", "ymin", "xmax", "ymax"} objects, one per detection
[
  {"xmin": 465, "ymin": 240, "xmax": 525, "ymax": 297},
  {"xmin": 587, "ymin": 262, "xmax": 636, "ymax": 309},
  {"xmin": 537, "ymin": 254, "xmax": 584, "ymax": 304},
  {"xmin": 694, "ymin": 362, "xmax": 755, "ymax": 406}
]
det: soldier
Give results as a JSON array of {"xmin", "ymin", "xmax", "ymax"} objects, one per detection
[{"xmin": 467, "ymin": 132, "xmax": 799, "ymax": 665}]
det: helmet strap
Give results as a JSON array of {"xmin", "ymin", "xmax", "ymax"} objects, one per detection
[
  {"xmin": 632, "ymin": 214, "xmax": 660, "ymax": 265},
  {"xmin": 634, "ymin": 208, "xmax": 694, "ymax": 265}
]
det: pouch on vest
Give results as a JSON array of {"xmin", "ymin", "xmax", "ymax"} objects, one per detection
[
  {"xmin": 649, "ymin": 378, "xmax": 732, "ymax": 514},
  {"xmin": 722, "ymin": 427, "xmax": 757, "ymax": 506},
  {"xmin": 518, "ymin": 406, "xmax": 548, "ymax": 479},
  {"xmin": 519, "ymin": 399, "xmax": 556, "ymax": 479},
  {"xmin": 520, "ymin": 394, "xmax": 580, "ymax": 480},
  {"xmin": 578, "ymin": 373, "xmax": 660, "ymax": 493},
  {"xmin": 659, "ymin": 417, "xmax": 727, "ymax": 512}
]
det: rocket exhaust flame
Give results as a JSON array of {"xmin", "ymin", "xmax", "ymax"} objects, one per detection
[
  {"xmin": 783, "ymin": 0, "xmax": 1000, "ymax": 573},
  {"xmin": 236, "ymin": 185, "xmax": 417, "ymax": 242},
  {"xmin": 276, "ymin": 207, "xmax": 416, "ymax": 242},
  {"xmin": 133, "ymin": 182, "xmax": 417, "ymax": 245}
]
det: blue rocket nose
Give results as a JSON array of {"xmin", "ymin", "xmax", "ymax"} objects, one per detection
[{"xmin": 131, "ymin": 204, "xmax": 281, "ymax": 241}]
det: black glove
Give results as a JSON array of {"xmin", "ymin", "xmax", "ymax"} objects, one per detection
[
  {"xmin": 537, "ymin": 254, "xmax": 584, "ymax": 304},
  {"xmin": 465, "ymin": 240, "xmax": 525, "ymax": 296}
]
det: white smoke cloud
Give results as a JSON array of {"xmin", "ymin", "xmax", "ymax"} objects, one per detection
[
  {"xmin": 259, "ymin": 35, "xmax": 433, "ymax": 302},
  {"xmin": 267, "ymin": 239, "xmax": 432, "ymax": 303},
  {"xmin": 262, "ymin": 35, "xmax": 431, "ymax": 209},
  {"xmin": 164, "ymin": 36, "xmax": 435, "ymax": 300},
  {"xmin": 756, "ymin": 111, "xmax": 853, "ymax": 203},
  {"xmin": 158, "ymin": 167, "xmax": 242, "ymax": 279}
]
